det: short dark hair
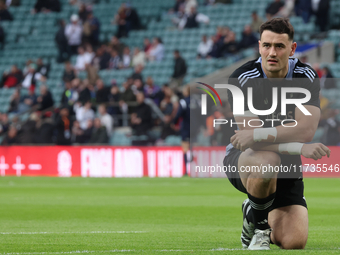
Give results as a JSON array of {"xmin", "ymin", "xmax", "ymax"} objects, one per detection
[
  {"xmin": 260, "ymin": 18, "xmax": 294, "ymax": 41},
  {"xmin": 174, "ymin": 50, "xmax": 180, "ymax": 54}
]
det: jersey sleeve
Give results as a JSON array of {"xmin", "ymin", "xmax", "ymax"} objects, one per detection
[
  {"xmin": 301, "ymin": 69, "xmax": 320, "ymax": 108},
  {"xmin": 228, "ymin": 70, "xmax": 249, "ymax": 112}
]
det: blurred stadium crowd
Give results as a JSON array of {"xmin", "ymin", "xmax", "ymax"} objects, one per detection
[{"xmin": 0, "ymin": 0, "xmax": 340, "ymax": 146}]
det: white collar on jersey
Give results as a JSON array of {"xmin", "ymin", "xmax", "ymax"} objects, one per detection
[{"xmin": 255, "ymin": 57, "xmax": 298, "ymax": 80}]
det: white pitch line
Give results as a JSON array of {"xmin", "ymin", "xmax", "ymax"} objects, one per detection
[{"xmin": 0, "ymin": 231, "xmax": 146, "ymax": 235}]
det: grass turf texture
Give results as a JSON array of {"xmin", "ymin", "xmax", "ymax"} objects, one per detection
[{"xmin": 0, "ymin": 177, "xmax": 339, "ymax": 254}]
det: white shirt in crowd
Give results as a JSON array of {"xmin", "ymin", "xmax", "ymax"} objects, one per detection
[
  {"xmin": 65, "ymin": 23, "xmax": 83, "ymax": 46},
  {"xmin": 149, "ymin": 44, "xmax": 165, "ymax": 62},
  {"xmin": 122, "ymin": 54, "xmax": 131, "ymax": 68},
  {"xmin": 75, "ymin": 52, "xmax": 94, "ymax": 71},
  {"xmin": 100, "ymin": 113, "xmax": 114, "ymax": 136},
  {"xmin": 132, "ymin": 51, "xmax": 146, "ymax": 67},
  {"xmin": 74, "ymin": 104, "xmax": 95, "ymax": 130},
  {"xmin": 197, "ymin": 39, "xmax": 213, "ymax": 57},
  {"xmin": 22, "ymin": 72, "xmax": 42, "ymax": 88},
  {"xmin": 178, "ymin": 13, "xmax": 210, "ymax": 30}
]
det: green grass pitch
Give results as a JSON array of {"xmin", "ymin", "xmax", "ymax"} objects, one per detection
[{"xmin": 0, "ymin": 177, "xmax": 339, "ymax": 254}]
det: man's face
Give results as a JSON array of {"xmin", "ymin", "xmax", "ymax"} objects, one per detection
[{"xmin": 259, "ymin": 30, "xmax": 296, "ymax": 77}]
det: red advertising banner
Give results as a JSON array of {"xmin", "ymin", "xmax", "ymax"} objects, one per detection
[
  {"xmin": 0, "ymin": 146, "xmax": 184, "ymax": 177},
  {"xmin": 0, "ymin": 146, "xmax": 338, "ymax": 177}
]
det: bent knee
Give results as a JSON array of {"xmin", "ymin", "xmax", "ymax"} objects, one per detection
[
  {"xmin": 247, "ymin": 150, "xmax": 281, "ymax": 167},
  {"xmin": 279, "ymin": 237, "xmax": 307, "ymax": 250}
]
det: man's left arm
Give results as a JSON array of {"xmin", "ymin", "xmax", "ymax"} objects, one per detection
[{"xmin": 274, "ymin": 105, "xmax": 320, "ymax": 143}]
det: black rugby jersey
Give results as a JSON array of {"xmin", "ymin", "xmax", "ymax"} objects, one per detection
[{"xmin": 226, "ymin": 57, "xmax": 320, "ymax": 178}]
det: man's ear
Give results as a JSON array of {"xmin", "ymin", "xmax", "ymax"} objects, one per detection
[
  {"xmin": 289, "ymin": 42, "xmax": 297, "ymax": 57},
  {"xmin": 258, "ymin": 40, "xmax": 261, "ymax": 55}
]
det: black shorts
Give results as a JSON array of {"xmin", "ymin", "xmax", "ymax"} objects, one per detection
[{"xmin": 223, "ymin": 148, "xmax": 307, "ymax": 211}]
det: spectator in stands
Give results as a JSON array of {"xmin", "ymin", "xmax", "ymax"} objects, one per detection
[
  {"xmin": 217, "ymin": 26, "xmax": 230, "ymax": 44},
  {"xmin": 265, "ymin": 0, "xmax": 284, "ymax": 20},
  {"xmin": 8, "ymin": 89, "xmax": 20, "ymax": 113},
  {"xmin": 33, "ymin": 0, "xmax": 61, "ymax": 13},
  {"xmin": 74, "ymin": 101, "xmax": 94, "ymax": 130},
  {"xmin": 95, "ymin": 79, "xmax": 110, "ymax": 103},
  {"xmin": 214, "ymin": 26, "xmax": 223, "ymax": 41},
  {"xmin": 312, "ymin": 0, "xmax": 330, "ymax": 32},
  {"xmin": 131, "ymin": 92, "xmax": 152, "ymax": 136},
  {"xmin": 55, "ymin": 107, "xmax": 71, "ymax": 145},
  {"xmin": 18, "ymin": 86, "xmax": 37, "ymax": 113},
  {"xmin": 238, "ymin": 25, "xmax": 258, "ymax": 50},
  {"xmin": 36, "ymin": 58, "xmax": 50, "ymax": 78},
  {"xmin": 63, "ymin": 61, "xmax": 76, "ymax": 83},
  {"xmin": 143, "ymin": 38, "xmax": 152, "ymax": 54},
  {"xmin": 132, "ymin": 78, "xmax": 144, "ymax": 94},
  {"xmin": 320, "ymin": 109, "xmax": 340, "ymax": 146},
  {"xmin": 61, "ymin": 79, "xmax": 79, "ymax": 107},
  {"xmin": 1, "ymin": 65, "xmax": 23, "ymax": 88},
  {"xmin": 277, "ymin": 0, "xmax": 295, "ymax": 17},
  {"xmin": 120, "ymin": 80, "xmax": 136, "ymax": 114},
  {"xmin": 71, "ymin": 120, "xmax": 86, "ymax": 143},
  {"xmin": 55, "ymin": 20, "xmax": 69, "ymax": 63},
  {"xmin": 92, "ymin": 44, "xmax": 111, "ymax": 70},
  {"xmin": 18, "ymin": 112, "xmax": 38, "ymax": 144},
  {"xmin": 98, "ymin": 104, "xmax": 113, "ymax": 136},
  {"xmin": 172, "ymin": 85, "xmax": 191, "ymax": 173},
  {"xmin": 86, "ymin": 11, "xmax": 100, "ymax": 47},
  {"xmin": 0, "ymin": 112, "xmax": 9, "ymax": 136},
  {"xmin": 114, "ymin": 3, "xmax": 128, "ymax": 38},
  {"xmin": 109, "ymin": 35, "xmax": 126, "ymax": 58},
  {"xmin": 320, "ymin": 66, "xmax": 336, "ymax": 89},
  {"xmin": 75, "ymin": 46, "xmax": 94, "ymax": 71},
  {"xmin": 170, "ymin": 50, "xmax": 187, "ymax": 90},
  {"xmin": 250, "ymin": 11, "xmax": 263, "ymax": 33},
  {"xmin": 0, "ymin": 1, "xmax": 13, "ymax": 21},
  {"xmin": 178, "ymin": 6, "xmax": 209, "ymax": 30},
  {"xmin": 295, "ymin": 0, "xmax": 312, "ymax": 23},
  {"xmin": 221, "ymin": 31, "xmax": 239, "ymax": 56},
  {"xmin": 108, "ymin": 84, "xmax": 121, "ymax": 116},
  {"xmin": 108, "ymin": 49, "xmax": 121, "ymax": 69},
  {"xmin": 22, "ymin": 63, "xmax": 43, "ymax": 89},
  {"xmin": 144, "ymin": 77, "xmax": 160, "ymax": 105},
  {"xmin": 1, "ymin": 125, "xmax": 18, "ymax": 145},
  {"xmin": 197, "ymin": 34, "xmax": 213, "ymax": 59},
  {"xmin": 125, "ymin": 3, "xmax": 141, "ymax": 31},
  {"xmin": 88, "ymin": 118, "xmax": 109, "ymax": 144},
  {"xmin": 184, "ymin": 0, "xmax": 197, "ymax": 15},
  {"xmin": 170, "ymin": 0, "xmax": 185, "ymax": 13},
  {"xmin": 161, "ymin": 85, "xmax": 179, "ymax": 118},
  {"xmin": 0, "ymin": 24, "xmax": 4, "ymax": 50},
  {"xmin": 132, "ymin": 47, "xmax": 146, "ymax": 67},
  {"xmin": 34, "ymin": 113, "xmax": 54, "ymax": 144},
  {"xmin": 78, "ymin": 3, "xmax": 89, "ymax": 23},
  {"xmin": 37, "ymin": 85, "xmax": 54, "ymax": 111},
  {"xmin": 208, "ymin": 35, "xmax": 222, "ymax": 58},
  {"xmin": 131, "ymin": 65, "xmax": 144, "ymax": 82},
  {"xmin": 23, "ymin": 60, "xmax": 33, "ymax": 76},
  {"xmin": 78, "ymin": 79, "xmax": 92, "ymax": 104},
  {"xmin": 65, "ymin": 14, "xmax": 83, "ymax": 56},
  {"xmin": 121, "ymin": 46, "xmax": 131, "ymax": 68},
  {"xmin": 147, "ymin": 37, "xmax": 165, "ymax": 62}
]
